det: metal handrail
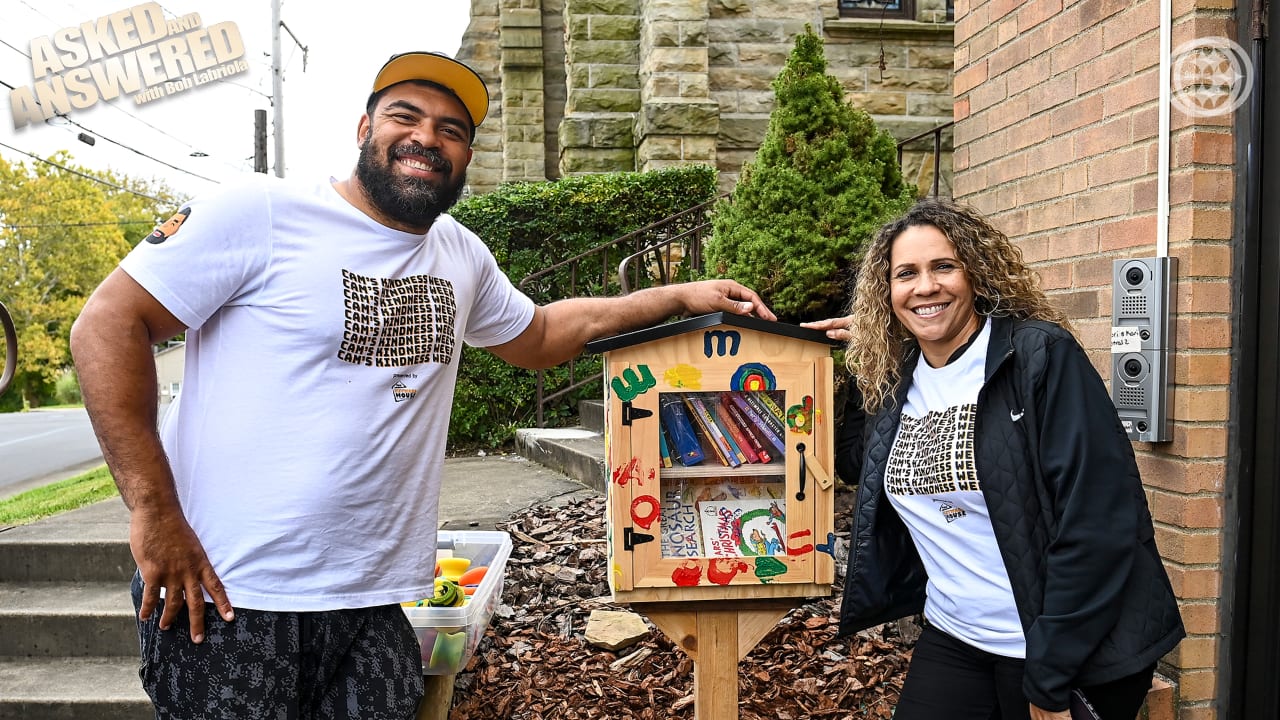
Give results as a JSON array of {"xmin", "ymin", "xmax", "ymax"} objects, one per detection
[
  {"xmin": 1, "ymin": 302, "xmax": 17, "ymax": 397},
  {"xmin": 617, "ymin": 215, "xmax": 715, "ymax": 294},
  {"xmin": 518, "ymin": 195, "xmax": 723, "ymax": 426},
  {"xmin": 897, "ymin": 120, "xmax": 954, "ymax": 199}
]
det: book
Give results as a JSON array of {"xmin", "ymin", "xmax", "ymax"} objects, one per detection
[
  {"xmin": 745, "ymin": 391, "xmax": 786, "ymax": 436},
  {"xmin": 658, "ymin": 394, "xmax": 704, "ymax": 466},
  {"xmin": 684, "ymin": 394, "xmax": 740, "ymax": 467},
  {"xmin": 658, "ymin": 425, "xmax": 673, "ymax": 468},
  {"xmin": 688, "ymin": 400, "xmax": 731, "ymax": 466},
  {"xmin": 720, "ymin": 393, "xmax": 773, "ymax": 463},
  {"xmin": 659, "ymin": 485, "xmax": 704, "ymax": 557},
  {"xmin": 660, "ymin": 479, "xmax": 784, "ymax": 558},
  {"xmin": 727, "ymin": 392, "xmax": 786, "ymax": 457},
  {"xmin": 701, "ymin": 392, "xmax": 747, "ymax": 458},
  {"xmin": 688, "ymin": 477, "xmax": 783, "ymax": 502},
  {"xmin": 697, "ymin": 497, "xmax": 787, "ymax": 558},
  {"xmin": 712, "ymin": 401, "xmax": 759, "ymax": 464}
]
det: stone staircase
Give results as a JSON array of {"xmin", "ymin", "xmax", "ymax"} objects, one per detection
[
  {"xmin": 0, "ymin": 403, "xmax": 609, "ymax": 719},
  {"xmin": 0, "ymin": 501, "xmax": 151, "ymax": 720},
  {"xmin": 513, "ymin": 399, "xmax": 607, "ymax": 494}
]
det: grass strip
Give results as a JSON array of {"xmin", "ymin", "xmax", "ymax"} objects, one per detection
[{"xmin": 0, "ymin": 465, "xmax": 118, "ymax": 526}]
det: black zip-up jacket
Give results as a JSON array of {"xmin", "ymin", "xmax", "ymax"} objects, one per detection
[{"xmin": 836, "ymin": 315, "xmax": 1185, "ymax": 711}]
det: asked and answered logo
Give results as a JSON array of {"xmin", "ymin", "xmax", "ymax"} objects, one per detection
[
  {"xmin": 8, "ymin": 2, "xmax": 248, "ymax": 130},
  {"xmin": 1170, "ymin": 37, "xmax": 1254, "ymax": 118}
]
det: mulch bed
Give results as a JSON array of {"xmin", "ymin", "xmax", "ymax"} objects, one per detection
[{"xmin": 448, "ymin": 493, "xmax": 913, "ymax": 719}]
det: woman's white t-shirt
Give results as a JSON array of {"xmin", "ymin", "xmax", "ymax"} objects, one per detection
[{"xmin": 884, "ymin": 319, "xmax": 1026, "ymax": 657}]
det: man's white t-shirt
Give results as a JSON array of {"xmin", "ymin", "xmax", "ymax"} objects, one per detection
[
  {"xmin": 883, "ymin": 319, "xmax": 1026, "ymax": 657},
  {"xmin": 120, "ymin": 175, "xmax": 535, "ymax": 611}
]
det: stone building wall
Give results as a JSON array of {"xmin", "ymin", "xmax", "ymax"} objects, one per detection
[{"xmin": 457, "ymin": 0, "xmax": 955, "ymax": 197}]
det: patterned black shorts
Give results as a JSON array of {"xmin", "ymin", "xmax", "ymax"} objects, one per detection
[{"xmin": 131, "ymin": 571, "xmax": 425, "ymax": 719}]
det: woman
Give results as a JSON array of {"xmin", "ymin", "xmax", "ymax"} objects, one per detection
[{"xmin": 803, "ymin": 200, "xmax": 1183, "ymax": 720}]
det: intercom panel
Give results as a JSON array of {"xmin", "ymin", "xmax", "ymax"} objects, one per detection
[{"xmin": 1110, "ymin": 257, "xmax": 1176, "ymax": 443}]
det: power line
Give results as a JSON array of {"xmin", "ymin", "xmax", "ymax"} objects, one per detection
[
  {"xmin": 0, "ymin": 72, "xmax": 229, "ymax": 183},
  {"xmin": 1, "ymin": 30, "xmax": 239, "ymax": 175},
  {"xmin": 97, "ymin": 101, "xmax": 239, "ymax": 170},
  {"xmin": 3, "ymin": 219, "xmax": 157, "ymax": 229},
  {"xmin": 0, "ymin": 140, "xmax": 165, "ymax": 203},
  {"xmin": 0, "ymin": 36, "xmax": 29, "ymax": 59},
  {"xmin": 16, "ymin": 0, "xmax": 61, "ymax": 26},
  {"xmin": 55, "ymin": 115, "xmax": 221, "ymax": 184}
]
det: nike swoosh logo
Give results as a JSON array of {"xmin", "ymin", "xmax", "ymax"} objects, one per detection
[{"xmin": 1011, "ymin": 409, "xmax": 1025, "ymax": 421}]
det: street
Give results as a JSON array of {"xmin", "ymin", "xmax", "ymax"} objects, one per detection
[{"xmin": 0, "ymin": 409, "xmax": 104, "ymax": 498}]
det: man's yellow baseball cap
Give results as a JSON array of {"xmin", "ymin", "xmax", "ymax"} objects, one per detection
[{"xmin": 370, "ymin": 51, "xmax": 489, "ymax": 128}]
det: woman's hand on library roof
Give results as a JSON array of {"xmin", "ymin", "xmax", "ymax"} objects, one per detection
[{"xmin": 800, "ymin": 316, "xmax": 853, "ymax": 343}]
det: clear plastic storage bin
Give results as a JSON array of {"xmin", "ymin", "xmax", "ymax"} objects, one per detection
[{"xmin": 401, "ymin": 530, "xmax": 512, "ymax": 675}]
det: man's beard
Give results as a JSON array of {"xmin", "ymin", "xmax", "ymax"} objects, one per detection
[{"xmin": 354, "ymin": 135, "xmax": 466, "ymax": 231}]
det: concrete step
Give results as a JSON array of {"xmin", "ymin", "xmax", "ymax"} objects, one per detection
[
  {"xmin": 579, "ymin": 398, "xmax": 605, "ymax": 434},
  {"xmin": 0, "ymin": 501, "xmax": 134, "ymax": 583},
  {"xmin": 0, "ymin": 656, "xmax": 151, "ymax": 720},
  {"xmin": 0, "ymin": 582, "xmax": 137, "ymax": 657},
  {"xmin": 514, "ymin": 427, "xmax": 606, "ymax": 495}
]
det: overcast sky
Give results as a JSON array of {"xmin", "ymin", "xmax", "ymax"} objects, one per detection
[{"xmin": 1, "ymin": 0, "xmax": 472, "ymax": 203}]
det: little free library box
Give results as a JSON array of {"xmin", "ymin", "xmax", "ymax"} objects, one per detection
[{"xmin": 586, "ymin": 312, "xmax": 841, "ymax": 605}]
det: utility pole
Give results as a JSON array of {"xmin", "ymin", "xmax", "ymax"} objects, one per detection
[
  {"xmin": 269, "ymin": 0, "xmax": 307, "ymax": 179},
  {"xmin": 271, "ymin": 0, "xmax": 284, "ymax": 177},
  {"xmin": 254, "ymin": 109, "xmax": 268, "ymax": 173}
]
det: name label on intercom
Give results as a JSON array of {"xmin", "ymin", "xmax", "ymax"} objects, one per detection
[{"xmin": 1111, "ymin": 327, "xmax": 1142, "ymax": 353}]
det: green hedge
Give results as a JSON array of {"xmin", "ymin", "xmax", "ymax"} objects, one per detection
[{"xmin": 446, "ymin": 166, "xmax": 718, "ymax": 453}]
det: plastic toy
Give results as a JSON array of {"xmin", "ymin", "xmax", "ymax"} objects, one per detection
[
  {"xmin": 428, "ymin": 630, "xmax": 467, "ymax": 671},
  {"xmin": 436, "ymin": 557, "xmax": 471, "ymax": 581},
  {"xmin": 427, "ymin": 578, "xmax": 466, "ymax": 607},
  {"xmin": 457, "ymin": 565, "xmax": 488, "ymax": 594}
]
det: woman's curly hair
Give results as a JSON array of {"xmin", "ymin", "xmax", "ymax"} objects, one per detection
[{"xmin": 846, "ymin": 199, "xmax": 1073, "ymax": 413}]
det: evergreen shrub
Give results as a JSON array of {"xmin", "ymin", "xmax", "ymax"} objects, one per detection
[{"xmin": 704, "ymin": 26, "xmax": 916, "ymax": 322}]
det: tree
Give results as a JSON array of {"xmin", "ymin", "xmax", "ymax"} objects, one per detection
[
  {"xmin": 0, "ymin": 152, "xmax": 177, "ymax": 409},
  {"xmin": 704, "ymin": 26, "xmax": 916, "ymax": 322}
]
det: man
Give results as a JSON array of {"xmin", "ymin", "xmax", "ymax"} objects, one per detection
[{"xmin": 70, "ymin": 51, "xmax": 773, "ymax": 718}]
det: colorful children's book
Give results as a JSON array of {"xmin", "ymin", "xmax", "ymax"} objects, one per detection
[
  {"xmin": 660, "ymin": 485, "xmax": 704, "ymax": 557},
  {"xmin": 720, "ymin": 393, "xmax": 773, "ymax": 463},
  {"xmin": 690, "ymin": 406, "xmax": 731, "ymax": 466},
  {"xmin": 684, "ymin": 394, "xmax": 739, "ymax": 467},
  {"xmin": 745, "ymin": 391, "xmax": 786, "ymax": 436},
  {"xmin": 696, "ymin": 497, "xmax": 787, "ymax": 558},
  {"xmin": 660, "ymin": 478, "xmax": 784, "ymax": 558},
  {"xmin": 713, "ymin": 401, "xmax": 760, "ymax": 464},
  {"xmin": 728, "ymin": 392, "xmax": 785, "ymax": 457},
  {"xmin": 691, "ymin": 394, "xmax": 746, "ymax": 465},
  {"xmin": 659, "ymin": 394, "xmax": 704, "ymax": 466}
]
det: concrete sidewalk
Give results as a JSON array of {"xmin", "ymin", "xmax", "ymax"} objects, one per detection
[{"xmin": 5, "ymin": 452, "xmax": 599, "ymax": 540}]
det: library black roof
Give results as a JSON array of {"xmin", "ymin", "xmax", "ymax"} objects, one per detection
[{"xmin": 584, "ymin": 312, "xmax": 842, "ymax": 354}]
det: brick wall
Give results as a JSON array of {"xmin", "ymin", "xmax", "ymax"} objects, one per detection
[{"xmin": 952, "ymin": 1, "xmax": 1236, "ymax": 717}]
